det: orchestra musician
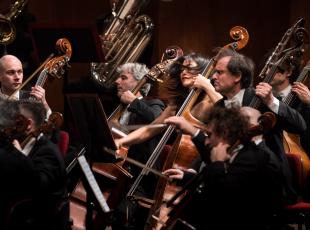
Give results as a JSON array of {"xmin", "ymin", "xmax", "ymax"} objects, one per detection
[
  {"xmin": 109, "ymin": 62, "xmax": 166, "ymax": 229},
  {"xmin": 113, "ymin": 62, "xmax": 165, "ymax": 129},
  {"xmin": 112, "ymin": 52, "xmax": 221, "ymax": 228},
  {"xmin": 4, "ymin": 99, "xmax": 69, "ymax": 230},
  {"xmin": 163, "ymin": 106, "xmax": 281, "ymax": 187},
  {"xmin": 209, "ymin": 48, "xmax": 306, "ymax": 204},
  {"xmin": 0, "ymin": 98, "xmax": 37, "ymax": 230},
  {"xmin": 269, "ymin": 57, "xmax": 310, "ymax": 156},
  {"xmin": 114, "ymin": 52, "xmax": 221, "ymax": 149},
  {"xmin": 112, "ymin": 52, "xmax": 224, "ymax": 229},
  {"xmin": 0, "ymin": 54, "xmax": 51, "ymax": 114},
  {"xmin": 163, "ymin": 106, "xmax": 283, "ymax": 230}
]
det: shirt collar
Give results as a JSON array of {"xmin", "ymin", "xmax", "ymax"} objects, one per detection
[
  {"xmin": 21, "ymin": 133, "xmax": 43, "ymax": 156},
  {"xmin": 279, "ymin": 84, "xmax": 292, "ymax": 98},
  {"xmin": 224, "ymin": 89, "xmax": 245, "ymax": 108},
  {"xmin": 0, "ymin": 89, "xmax": 20, "ymax": 100}
]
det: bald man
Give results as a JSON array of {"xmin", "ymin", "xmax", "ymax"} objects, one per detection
[
  {"xmin": 240, "ymin": 106, "xmax": 264, "ymax": 143},
  {"xmin": 0, "ymin": 55, "xmax": 50, "ymax": 113}
]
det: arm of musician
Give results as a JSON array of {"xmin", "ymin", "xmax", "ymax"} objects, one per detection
[
  {"xmin": 255, "ymin": 82, "xmax": 306, "ymax": 133},
  {"xmin": 163, "ymin": 167, "xmax": 198, "ymax": 186},
  {"xmin": 163, "ymin": 168, "xmax": 185, "ymax": 180},
  {"xmin": 164, "ymin": 116, "xmax": 199, "ymax": 137},
  {"xmin": 193, "ymin": 74, "xmax": 223, "ymax": 103},
  {"xmin": 128, "ymin": 98, "xmax": 165, "ymax": 122},
  {"xmin": 292, "ymin": 82, "xmax": 310, "ymax": 129},
  {"xmin": 164, "ymin": 116, "xmax": 214, "ymax": 163},
  {"xmin": 30, "ymin": 86, "xmax": 52, "ymax": 116},
  {"xmin": 114, "ymin": 123, "xmax": 166, "ymax": 148},
  {"xmin": 255, "ymin": 82, "xmax": 277, "ymax": 111},
  {"xmin": 114, "ymin": 105, "xmax": 177, "ymax": 148}
]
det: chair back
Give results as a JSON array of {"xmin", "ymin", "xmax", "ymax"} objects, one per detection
[
  {"xmin": 286, "ymin": 153, "xmax": 304, "ymax": 194},
  {"xmin": 58, "ymin": 131, "xmax": 70, "ymax": 157}
]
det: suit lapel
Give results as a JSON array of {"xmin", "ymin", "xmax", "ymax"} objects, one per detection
[{"xmin": 242, "ymin": 87, "xmax": 256, "ymax": 106}]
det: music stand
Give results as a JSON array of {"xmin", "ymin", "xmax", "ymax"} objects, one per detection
[
  {"xmin": 30, "ymin": 23, "xmax": 104, "ymax": 63},
  {"xmin": 65, "ymin": 93, "xmax": 117, "ymax": 163},
  {"xmin": 66, "ymin": 93, "xmax": 117, "ymax": 228}
]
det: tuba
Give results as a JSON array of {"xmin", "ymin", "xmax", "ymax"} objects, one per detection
[
  {"xmin": 0, "ymin": 0, "xmax": 28, "ymax": 45},
  {"xmin": 90, "ymin": 0, "xmax": 153, "ymax": 88}
]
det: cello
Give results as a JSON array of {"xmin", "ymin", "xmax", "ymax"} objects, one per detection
[{"xmin": 142, "ymin": 26, "xmax": 249, "ymax": 230}]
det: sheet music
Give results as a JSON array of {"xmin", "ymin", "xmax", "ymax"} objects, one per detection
[{"xmin": 78, "ymin": 155, "xmax": 111, "ymax": 213}]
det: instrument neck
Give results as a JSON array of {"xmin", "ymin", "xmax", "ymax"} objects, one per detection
[
  {"xmin": 28, "ymin": 68, "xmax": 49, "ymax": 100},
  {"xmin": 35, "ymin": 68, "xmax": 49, "ymax": 88}
]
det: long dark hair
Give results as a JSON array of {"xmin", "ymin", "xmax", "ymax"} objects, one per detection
[{"xmin": 158, "ymin": 52, "xmax": 209, "ymax": 106}]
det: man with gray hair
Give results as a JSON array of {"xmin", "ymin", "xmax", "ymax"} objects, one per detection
[
  {"xmin": 111, "ymin": 62, "xmax": 165, "ymax": 229},
  {"xmin": 114, "ymin": 62, "xmax": 164, "ymax": 126}
]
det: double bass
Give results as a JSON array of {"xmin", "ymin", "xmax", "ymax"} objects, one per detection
[
  {"xmin": 248, "ymin": 18, "xmax": 310, "ymax": 183},
  {"xmin": 8, "ymin": 38, "xmax": 72, "ymax": 100},
  {"xmin": 68, "ymin": 46, "xmax": 184, "ymax": 229},
  {"xmin": 283, "ymin": 61, "xmax": 310, "ymax": 183},
  {"xmin": 143, "ymin": 26, "xmax": 250, "ymax": 230}
]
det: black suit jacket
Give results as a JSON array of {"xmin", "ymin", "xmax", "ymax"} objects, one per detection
[
  {"xmin": 112, "ymin": 98, "xmax": 165, "ymax": 229},
  {"xmin": 19, "ymin": 90, "xmax": 31, "ymax": 99},
  {"xmin": 175, "ymin": 141, "xmax": 283, "ymax": 230},
  {"xmin": 26, "ymin": 136, "xmax": 67, "ymax": 230},
  {"xmin": 127, "ymin": 98, "xmax": 165, "ymax": 125},
  {"xmin": 290, "ymin": 98, "xmax": 310, "ymax": 156},
  {"xmin": 125, "ymin": 98, "xmax": 165, "ymax": 195},
  {"xmin": 28, "ymin": 136, "xmax": 67, "ymax": 200},
  {"xmin": 215, "ymin": 87, "xmax": 306, "ymax": 204},
  {"xmin": 0, "ymin": 144, "xmax": 36, "ymax": 229}
]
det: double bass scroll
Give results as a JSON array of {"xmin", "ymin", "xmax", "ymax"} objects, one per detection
[
  {"xmin": 182, "ymin": 26, "xmax": 249, "ymax": 129},
  {"xmin": 30, "ymin": 38, "xmax": 72, "ymax": 96},
  {"xmin": 8, "ymin": 38, "xmax": 72, "ymax": 100}
]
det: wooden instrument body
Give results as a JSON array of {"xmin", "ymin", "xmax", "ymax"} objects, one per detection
[
  {"xmin": 282, "ymin": 63, "xmax": 310, "ymax": 187},
  {"xmin": 283, "ymin": 131, "xmax": 310, "ymax": 184}
]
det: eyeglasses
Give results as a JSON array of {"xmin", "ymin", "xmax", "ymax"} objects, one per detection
[{"xmin": 180, "ymin": 66, "xmax": 200, "ymax": 75}]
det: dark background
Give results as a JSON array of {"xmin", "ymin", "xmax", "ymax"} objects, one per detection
[{"xmin": 1, "ymin": 0, "xmax": 310, "ymax": 114}]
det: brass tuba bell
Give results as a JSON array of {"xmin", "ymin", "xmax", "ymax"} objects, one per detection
[
  {"xmin": 90, "ymin": 0, "xmax": 153, "ymax": 88},
  {"xmin": 0, "ymin": 0, "xmax": 28, "ymax": 45}
]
